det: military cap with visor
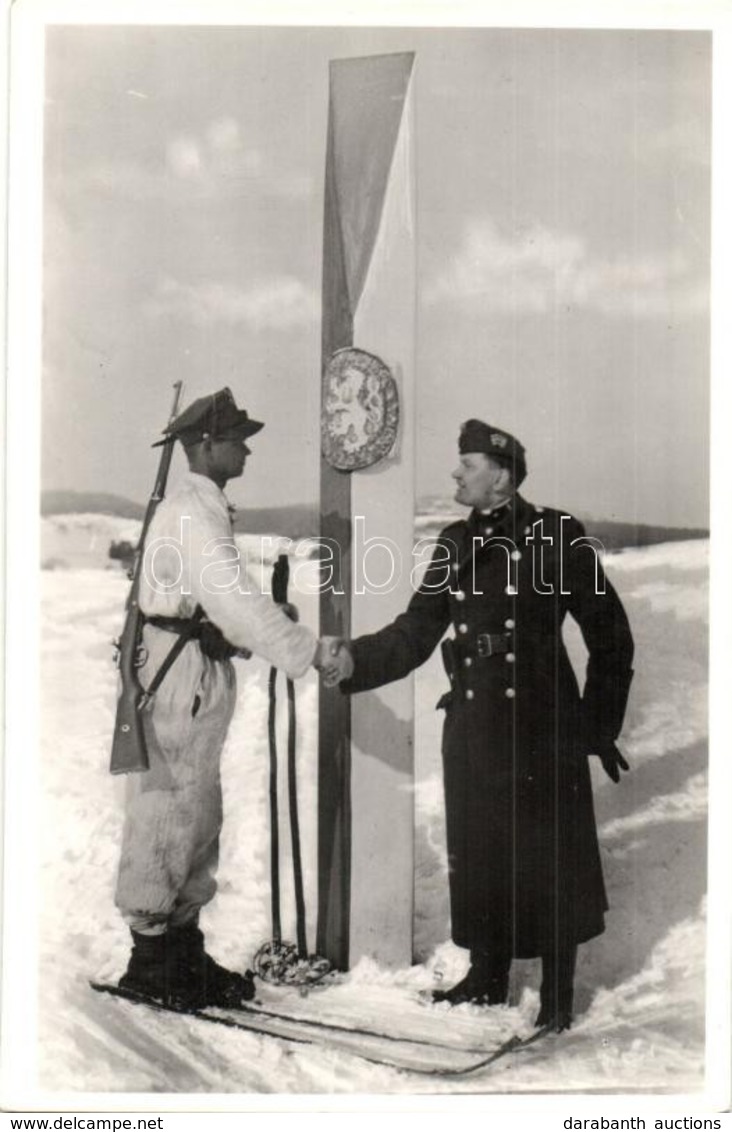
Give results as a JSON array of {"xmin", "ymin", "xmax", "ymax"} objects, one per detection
[
  {"xmin": 153, "ymin": 387, "xmax": 264, "ymax": 452},
  {"xmin": 459, "ymin": 419, "xmax": 527, "ymax": 484}
]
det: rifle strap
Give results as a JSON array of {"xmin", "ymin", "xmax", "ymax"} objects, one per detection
[{"xmin": 142, "ymin": 605, "xmax": 206, "ymax": 702}]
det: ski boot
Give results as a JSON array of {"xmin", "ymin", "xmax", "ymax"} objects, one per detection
[
  {"xmin": 432, "ymin": 949, "xmax": 510, "ymax": 1006},
  {"xmin": 535, "ymin": 947, "xmax": 576, "ymax": 1032},
  {"xmin": 170, "ymin": 923, "xmax": 256, "ymax": 1008},
  {"xmin": 118, "ymin": 930, "xmax": 205, "ymax": 1010}
]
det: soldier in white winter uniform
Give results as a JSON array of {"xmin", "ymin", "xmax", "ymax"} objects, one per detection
[{"xmin": 115, "ymin": 388, "xmax": 328, "ymax": 1009}]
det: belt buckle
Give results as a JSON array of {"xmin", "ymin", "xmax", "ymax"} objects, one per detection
[{"xmin": 476, "ymin": 633, "xmax": 493, "ymax": 658}]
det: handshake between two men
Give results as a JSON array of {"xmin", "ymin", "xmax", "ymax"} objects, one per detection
[
  {"xmin": 279, "ymin": 601, "xmax": 353, "ymax": 687},
  {"xmin": 313, "ymin": 637, "xmax": 354, "ymax": 688}
]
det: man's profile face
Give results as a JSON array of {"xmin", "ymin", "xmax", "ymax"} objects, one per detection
[
  {"xmin": 209, "ymin": 433, "xmax": 249, "ymax": 482},
  {"xmin": 452, "ymin": 451, "xmax": 507, "ymax": 510}
]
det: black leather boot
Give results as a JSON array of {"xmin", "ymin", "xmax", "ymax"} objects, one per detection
[
  {"xmin": 536, "ymin": 945, "xmax": 576, "ymax": 1031},
  {"xmin": 432, "ymin": 948, "xmax": 511, "ymax": 1006},
  {"xmin": 118, "ymin": 930, "xmax": 205, "ymax": 1009},
  {"xmin": 170, "ymin": 923, "xmax": 256, "ymax": 1008}
]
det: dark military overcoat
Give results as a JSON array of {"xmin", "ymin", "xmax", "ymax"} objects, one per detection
[{"xmin": 346, "ymin": 494, "xmax": 634, "ymax": 958}]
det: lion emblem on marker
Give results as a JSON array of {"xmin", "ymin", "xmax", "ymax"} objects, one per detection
[{"xmin": 321, "ymin": 347, "xmax": 400, "ymax": 471}]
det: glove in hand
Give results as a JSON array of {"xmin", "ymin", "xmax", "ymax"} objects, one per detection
[
  {"xmin": 199, "ymin": 621, "xmax": 238, "ymax": 661},
  {"xmin": 591, "ymin": 741, "xmax": 630, "ymax": 784}
]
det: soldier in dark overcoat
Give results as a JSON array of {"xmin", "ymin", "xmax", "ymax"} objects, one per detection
[{"xmin": 327, "ymin": 420, "xmax": 634, "ymax": 1030}]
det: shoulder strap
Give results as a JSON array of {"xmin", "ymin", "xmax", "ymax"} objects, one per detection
[{"xmin": 139, "ymin": 605, "xmax": 206, "ymax": 708}]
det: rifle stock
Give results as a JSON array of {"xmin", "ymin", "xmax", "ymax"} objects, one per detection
[
  {"xmin": 109, "ymin": 383, "xmax": 183, "ymax": 775},
  {"xmin": 110, "ymin": 596, "xmax": 149, "ymax": 774}
]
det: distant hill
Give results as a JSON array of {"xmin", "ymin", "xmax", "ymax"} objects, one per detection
[
  {"xmin": 41, "ymin": 490, "xmax": 145, "ymax": 520},
  {"xmin": 415, "ymin": 497, "xmax": 708, "ymax": 550},
  {"xmin": 231, "ymin": 505, "xmax": 318, "ymax": 540},
  {"xmin": 41, "ymin": 490, "xmax": 707, "ymax": 550},
  {"xmin": 416, "ymin": 495, "xmax": 705, "ymax": 547},
  {"xmin": 582, "ymin": 519, "xmax": 709, "ymax": 551},
  {"xmin": 41, "ymin": 490, "xmax": 319, "ymax": 540}
]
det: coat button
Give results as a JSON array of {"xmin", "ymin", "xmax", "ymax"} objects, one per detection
[
  {"xmin": 510, "ymin": 550, "xmax": 522, "ymax": 561},
  {"xmin": 455, "ymin": 591, "xmax": 466, "ymax": 602},
  {"xmin": 458, "ymin": 623, "xmax": 468, "ymax": 634},
  {"xmin": 505, "ymin": 688, "xmax": 516, "ymax": 699},
  {"xmin": 464, "ymin": 657, "xmax": 473, "ymax": 668},
  {"xmin": 506, "ymin": 653, "xmax": 515, "ymax": 663},
  {"xmin": 465, "ymin": 689, "xmax": 475, "ymax": 700},
  {"xmin": 484, "ymin": 526, "xmax": 494, "ymax": 535},
  {"xmin": 535, "ymin": 506, "xmax": 545, "ymax": 513},
  {"xmin": 451, "ymin": 562, "xmax": 459, "ymax": 573},
  {"xmin": 505, "ymin": 618, "xmax": 515, "ymax": 629},
  {"xmin": 523, "ymin": 526, "xmax": 532, "ymax": 536}
]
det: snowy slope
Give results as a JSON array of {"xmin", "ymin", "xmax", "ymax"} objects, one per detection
[{"xmin": 36, "ymin": 532, "xmax": 709, "ymax": 1095}]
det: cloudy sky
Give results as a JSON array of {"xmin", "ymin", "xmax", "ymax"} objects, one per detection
[{"xmin": 41, "ymin": 23, "xmax": 711, "ymax": 526}]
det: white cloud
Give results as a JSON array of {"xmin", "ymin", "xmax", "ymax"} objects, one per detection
[
  {"xmin": 160, "ymin": 117, "xmax": 310, "ymax": 199},
  {"xmin": 57, "ymin": 114, "xmax": 310, "ymax": 203},
  {"xmin": 426, "ymin": 218, "xmax": 707, "ymax": 319},
  {"xmin": 204, "ymin": 118, "xmax": 264, "ymax": 177},
  {"xmin": 166, "ymin": 136, "xmax": 203, "ymax": 179},
  {"xmin": 146, "ymin": 275, "xmax": 318, "ymax": 330},
  {"xmin": 206, "ymin": 116, "xmax": 242, "ymax": 153}
]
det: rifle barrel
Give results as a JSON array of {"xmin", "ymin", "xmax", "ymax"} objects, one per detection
[{"xmin": 109, "ymin": 382, "xmax": 184, "ymax": 776}]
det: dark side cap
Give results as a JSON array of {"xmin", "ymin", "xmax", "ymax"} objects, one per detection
[
  {"xmin": 459, "ymin": 419, "xmax": 527, "ymax": 479},
  {"xmin": 153, "ymin": 387, "xmax": 264, "ymax": 448}
]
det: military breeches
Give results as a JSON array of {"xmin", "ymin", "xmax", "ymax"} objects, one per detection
[{"xmin": 115, "ymin": 628, "xmax": 237, "ymax": 933}]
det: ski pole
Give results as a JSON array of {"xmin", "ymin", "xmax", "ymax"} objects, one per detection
[
  {"xmin": 254, "ymin": 553, "xmax": 330, "ymax": 985},
  {"xmin": 272, "ymin": 554, "xmax": 308, "ymax": 957},
  {"xmin": 267, "ymin": 658, "xmax": 282, "ymax": 948},
  {"xmin": 267, "ymin": 552, "xmax": 296, "ymax": 949},
  {"xmin": 286, "ymin": 665, "xmax": 307, "ymax": 958}
]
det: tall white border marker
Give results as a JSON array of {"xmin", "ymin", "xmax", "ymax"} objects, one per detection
[{"xmin": 318, "ymin": 53, "xmax": 416, "ymax": 969}]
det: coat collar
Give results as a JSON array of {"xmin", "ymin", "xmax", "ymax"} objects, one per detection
[
  {"xmin": 465, "ymin": 493, "xmax": 533, "ymax": 539},
  {"xmin": 456, "ymin": 494, "xmax": 535, "ymax": 576}
]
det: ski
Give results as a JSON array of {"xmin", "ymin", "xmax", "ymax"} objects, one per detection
[
  {"xmin": 90, "ymin": 981, "xmax": 551, "ymax": 1077},
  {"xmin": 239, "ymin": 984, "xmax": 554, "ymax": 1060}
]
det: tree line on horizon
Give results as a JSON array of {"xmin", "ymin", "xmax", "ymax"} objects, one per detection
[{"xmin": 41, "ymin": 489, "xmax": 708, "ymax": 555}]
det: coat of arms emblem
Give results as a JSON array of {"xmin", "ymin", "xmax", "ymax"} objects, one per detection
[{"xmin": 321, "ymin": 347, "xmax": 400, "ymax": 471}]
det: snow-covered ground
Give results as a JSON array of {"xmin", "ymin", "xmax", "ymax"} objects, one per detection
[{"xmin": 36, "ymin": 520, "xmax": 709, "ymax": 1096}]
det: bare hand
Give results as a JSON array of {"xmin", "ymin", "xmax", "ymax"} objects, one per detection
[{"xmin": 315, "ymin": 636, "xmax": 354, "ymax": 687}]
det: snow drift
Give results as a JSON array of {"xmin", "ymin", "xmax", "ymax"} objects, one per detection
[{"xmin": 36, "ymin": 524, "xmax": 709, "ymax": 1095}]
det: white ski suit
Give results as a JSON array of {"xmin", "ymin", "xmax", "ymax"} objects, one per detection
[{"xmin": 115, "ymin": 472, "xmax": 316, "ymax": 933}]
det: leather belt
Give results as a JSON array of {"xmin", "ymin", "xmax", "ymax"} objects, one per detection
[
  {"xmin": 146, "ymin": 615, "xmax": 204, "ymax": 639},
  {"xmin": 473, "ymin": 632, "xmax": 512, "ymax": 658}
]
